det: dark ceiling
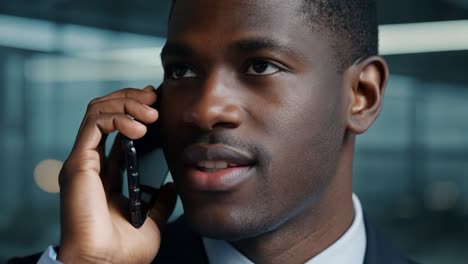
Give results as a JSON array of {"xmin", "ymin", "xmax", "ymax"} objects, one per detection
[{"xmin": 1, "ymin": 0, "xmax": 467, "ymax": 86}]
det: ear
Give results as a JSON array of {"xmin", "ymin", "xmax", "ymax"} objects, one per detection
[{"xmin": 345, "ymin": 56, "xmax": 389, "ymax": 134}]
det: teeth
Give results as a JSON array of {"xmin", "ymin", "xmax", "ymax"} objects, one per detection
[
  {"xmin": 215, "ymin": 161, "xmax": 228, "ymax": 169},
  {"xmin": 197, "ymin": 161, "xmax": 228, "ymax": 170},
  {"xmin": 205, "ymin": 161, "xmax": 215, "ymax": 169}
]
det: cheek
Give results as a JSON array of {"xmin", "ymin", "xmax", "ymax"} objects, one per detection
[
  {"xmin": 253, "ymin": 75, "xmax": 346, "ymax": 207},
  {"xmin": 159, "ymin": 87, "xmax": 193, "ymax": 141},
  {"xmin": 159, "ymin": 91, "xmax": 188, "ymax": 170},
  {"xmin": 257, "ymin": 76, "xmax": 345, "ymax": 154}
]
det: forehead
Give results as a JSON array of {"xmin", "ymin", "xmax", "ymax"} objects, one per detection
[
  {"xmin": 169, "ymin": 0, "xmax": 301, "ymax": 35},
  {"xmin": 167, "ymin": 0, "xmax": 334, "ymax": 63}
]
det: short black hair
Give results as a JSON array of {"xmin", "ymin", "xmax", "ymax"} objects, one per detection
[
  {"xmin": 169, "ymin": 0, "xmax": 378, "ymax": 70},
  {"xmin": 299, "ymin": 0, "xmax": 378, "ymax": 70}
]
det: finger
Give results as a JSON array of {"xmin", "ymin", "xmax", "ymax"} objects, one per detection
[
  {"xmin": 147, "ymin": 182, "xmax": 177, "ymax": 230},
  {"xmin": 76, "ymin": 86, "xmax": 156, "ymax": 137},
  {"xmin": 86, "ymin": 97, "xmax": 159, "ymax": 124},
  {"xmin": 73, "ymin": 113, "xmax": 147, "ymax": 153},
  {"xmin": 90, "ymin": 85, "xmax": 157, "ymax": 106},
  {"xmin": 102, "ymin": 133, "xmax": 125, "ymax": 195}
]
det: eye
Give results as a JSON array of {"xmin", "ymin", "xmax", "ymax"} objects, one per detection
[
  {"xmin": 245, "ymin": 61, "xmax": 281, "ymax": 76},
  {"xmin": 165, "ymin": 64, "xmax": 198, "ymax": 80}
]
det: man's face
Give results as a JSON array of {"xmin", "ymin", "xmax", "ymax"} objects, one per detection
[{"xmin": 160, "ymin": 0, "xmax": 348, "ymax": 240}]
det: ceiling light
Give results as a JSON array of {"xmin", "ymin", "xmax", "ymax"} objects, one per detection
[{"xmin": 379, "ymin": 20, "xmax": 468, "ymax": 55}]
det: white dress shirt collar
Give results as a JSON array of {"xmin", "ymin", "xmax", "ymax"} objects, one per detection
[{"xmin": 203, "ymin": 194, "xmax": 366, "ymax": 264}]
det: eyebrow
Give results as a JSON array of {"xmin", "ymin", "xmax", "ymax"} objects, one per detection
[
  {"xmin": 160, "ymin": 37, "xmax": 301, "ymax": 60},
  {"xmin": 231, "ymin": 37, "xmax": 300, "ymax": 58},
  {"xmin": 160, "ymin": 43, "xmax": 195, "ymax": 60}
]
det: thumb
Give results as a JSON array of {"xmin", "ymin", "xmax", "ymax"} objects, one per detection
[{"xmin": 147, "ymin": 182, "xmax": 178, "ymax": 230}]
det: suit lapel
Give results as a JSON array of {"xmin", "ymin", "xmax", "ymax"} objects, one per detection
[
  {"xmin": 153, "ymin": 216, "xmax": 209, "ymax": 264},
  {"xmin": 363, "ymin": 213, "xmax": 416, "ymax": 264}
]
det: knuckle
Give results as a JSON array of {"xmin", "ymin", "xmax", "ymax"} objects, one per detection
[
  {"xmin": 88, "ymin": 97, "xmax": 102, "ymax": 108},
  {"xmin": 86, "ymin": 102, "xmax": 98, "ymax": 114},
  {"xmin": 123, "ymin": 98, "xmax": 138, "ymax": 112},
  {"xmin": 86, "ymin": 113, "xmax": 100, "ymax": 124},
  {"xmin": 61, "ymin": 151, "xmax": 102, "ymax": 179},
  {"xmin": 122, "ymin": 88, "xmax": 133, "ymax": 97}
]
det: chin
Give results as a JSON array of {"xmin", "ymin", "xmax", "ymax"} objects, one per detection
[{"xmin": 182, "ymin": 202, "xmax": 275, "ymax": 242}]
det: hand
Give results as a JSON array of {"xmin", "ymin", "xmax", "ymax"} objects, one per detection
[{"xmin": 57, "ymin": 85, "xmax": 177, "ymax": 264}]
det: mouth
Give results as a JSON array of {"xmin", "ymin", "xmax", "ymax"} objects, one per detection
[
  {"xmin": 182, "ymin": 144, "xmax": 256, "ymax": 191},
  {"xmin": 196, "ymin": 160, "xmax": 246, "ymax": 171}
]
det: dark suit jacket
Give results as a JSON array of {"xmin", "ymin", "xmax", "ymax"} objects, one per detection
[
  {"xmin": 153, "ymin": 214, "xmax": 418, "ymax": 264},
  {"xmin": 9, "ymin": 214, "xmax": 418, "ymax": 264}
]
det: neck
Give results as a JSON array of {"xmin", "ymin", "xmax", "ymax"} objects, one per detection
[{"xmin": 232, "ymin": 139, "xmax": 356, "ymax": 264}]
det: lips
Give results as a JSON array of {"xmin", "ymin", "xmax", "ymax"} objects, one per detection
[
  {"xmin": 184, "ymin": 144, "xmax": 255, "ymax": 166},
  {"xmin": 182, "ymin": 144, "xmax": 256, "ymax": 191}
]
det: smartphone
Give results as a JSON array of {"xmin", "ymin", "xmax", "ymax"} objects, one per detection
[{"xmin": 122, "ymin": 85, "xmax": 169, "ymax": 228}]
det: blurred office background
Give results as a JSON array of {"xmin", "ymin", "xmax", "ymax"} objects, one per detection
[{"xmin": 0, "ymin": 0, "xmax": 467, "ymax": 263}]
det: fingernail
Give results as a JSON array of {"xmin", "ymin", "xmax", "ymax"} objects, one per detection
[
  {"xmin": 144, "ymin": 85, "xmax": 155, "ymax": 91},
  {"xmin": 134, "ymin": 120, "xmax": 146, "ymax": 129},
  {"xmin": 143, "ymin": 104, "xmax": 158, "ymax": 115}
]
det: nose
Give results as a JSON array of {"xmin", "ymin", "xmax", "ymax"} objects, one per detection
[{"xmin": 183, "ymin": 74, "xmax": 244, "ymax": 131}]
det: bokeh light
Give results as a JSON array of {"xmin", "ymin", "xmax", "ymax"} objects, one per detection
[{"xmin": 33, "ymin": 159, "xmax": 63, "ymax": 193}]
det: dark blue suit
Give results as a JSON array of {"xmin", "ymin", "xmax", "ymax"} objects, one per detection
[
  {"xmin": 9, "ymin": 214, "xmax": 419, "ymax": 264},
  {"xmin": 153, "ymin": 215, "xmax": 418, "ymax": 264}
]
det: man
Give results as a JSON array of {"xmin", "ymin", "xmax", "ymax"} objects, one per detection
[{"xmin": 11, "ymin": 0, "xmax": 417, "ymax": 263}]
